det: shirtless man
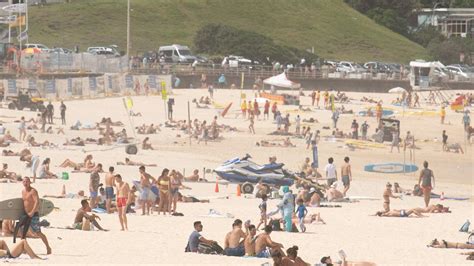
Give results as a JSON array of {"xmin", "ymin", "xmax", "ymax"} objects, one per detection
[
  {"xmin": 244, "ymin": 224, "xmax": 257, "ymax": 256},
  {"xmin": 115, "ymin": 174, "xmax": 130, "ymax": 231},
  {"xmin": 411, "ymin": 204, "xmax": 450, "ymax": 213},
  {"xmin": 223, "ymin": 219, "xmax": 248, "ymax": 256},
  {"xmin": 382, "ymin": 182, "xmax": 400, "ymax": 212},
  {"xmin": 184, "ymin": 169, "xmax": 201, "ymax": 182},
  {"xmin": 20, "ymin": 177, "xmax": 51, "ymax": 254},
  {"xmin": 254, "ymin": 225, "xmax": 285, "ymax": 258},
  {"xmin": 73, "ymin": 199, "xmax": 107, "ymax": 231},
  {"xmin": 104, "ymin": 167, "xmax": 115, "ymax": 214},
  {"xmin": 341, "ymin": 157, "xmax": 352, "ymax": 197},
  {"xmin": 139, "ymin": 166, "xmax": 156, "ymax": 215},
  {"xmin": 326, "ymin": 183, "xmax": 344, "ymax": 202}
]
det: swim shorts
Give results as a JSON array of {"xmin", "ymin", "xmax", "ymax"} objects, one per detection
[
  {"xmin": 117, "ymin": 197, "xmax": 127, "ymax": 208},
  {"xmin": 30, "ymin": 212, "xmax": 41, "ymax": 233},
  {"xmin": 90, "ymin": 190, "xmax": 98, "ymax": 198},
  {"xmin": 400, "ymin": 210, "xmax": 408, "ymax": 217},
  {"xmin": 342, "ymin": 175, "xmax": 350, "ymax": 186},
  {"xmin": 224, "ymin": 245, "xmax": 245, "ymax": 257},
  {"xmin": 105, "ymin": 187, "xmax": 114, "ymax": 199},
  {"xmin": 73, "ymin": 222, "xmax": 83, "ymax": 230},
  {"xmin": 256, "ymin": 248, "xmax": 270, "ymax": 258}
]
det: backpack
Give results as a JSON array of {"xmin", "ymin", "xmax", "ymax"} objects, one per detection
[{"xmin": 197, "ymin": 242, "xmax": 224, "ymax": 255}]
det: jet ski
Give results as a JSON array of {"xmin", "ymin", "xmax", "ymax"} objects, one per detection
[{"xmin": 214, "ymin": 154, "xmax": 294, "ymax": 194}]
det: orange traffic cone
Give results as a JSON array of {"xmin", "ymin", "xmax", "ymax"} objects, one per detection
[
  {"xmin": 215, "ymin": 179, "xmax": 219, "ymax": 193},
  {"xmin": 236, "ymin": 184, "xmax": 241, "ymax": 197}
]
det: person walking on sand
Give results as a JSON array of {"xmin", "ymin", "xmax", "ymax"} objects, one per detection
[
  {"xmin": 241, "ymin": 100, "xmax": 247, "ymax": 119},
  {"xmin": 46, "ymin": 101, "xmax": 54, "ymax": 124},
  {"xmin": 139, "ymin": 166, "xmax": 156, "ymax": 215},
  {"xmin": 418, "ymin": 161, "xmax": 435, "ymax": 207},
  {"xmin": 60, "ymin": 101, "xmax": 66, "ymax": 125},
  {"xmin": 324, "ymin": 157, "xmax": 337, "ymax": 186},
  {"xmin": 89, "ymin": 164, "xmax": 102, "ymax": 209},
  {"xmin": 390, "ymin": 130, "xmax": 400, "ymax": 153},
  {"xmin": 115, "ymin": 174, "xmax": 130, "ymax": 231},
  {"xmin": 249, "ymin": 114, "xmax": 255, "ymax": 134},
  {"xmin": 442, "ymin": 130, "xmax": 448, "ymax": 151},
  {"xmin": 20, "ymin": 177, "xmax": 52, "ymax": 254},
  {"xmin": 18, "ymin": 116, "xmax": 26, "ymax": 142},
  {"xmin": 341, "ymin": 156, "xmax": 352, "ymax": 197},
  {"xmin": 264, "ymin": 100, "xmax": 270, "ymax": 120},
  {"xmin": 311, "ymin": 90, "xmax": 316, "ymax": 106},
  {"xmin": 104, "ymin": 166, "xmax": 115, "ymax": 213}
]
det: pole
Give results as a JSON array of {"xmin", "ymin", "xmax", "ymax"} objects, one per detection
[
  {"xmin": 8, "ymin": 11, "xmax": 11, "ymax": 43},
  {"xmin": 25, "ymin": 0, "xmax": 28, "ymax": 44},
  {"xmin": 188, "ymin": 101, "xmax": 191, "ymax": 146},
  {"xmin": 126, "ymin": 0, "xmax": 130, "ymax": 58},
  {"xmin": 19, "ymin": 0, "xmax": 22, "ymax": 51}
]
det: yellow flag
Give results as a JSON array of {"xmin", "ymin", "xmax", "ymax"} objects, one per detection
[
  {"xmin": 126, "ymin": 97, "xmax": 133, "ymax": 109},
  {"xmin": 10, "ymin": 15, "xmax": 25, "ymax": 27}
]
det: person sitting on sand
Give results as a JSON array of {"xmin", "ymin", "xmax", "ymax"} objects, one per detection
[
  {"xmin": 254, "ymin": 225, "xmax": 285, "ymax": 258},
  {"xmin": 244, "ymin": 224, "xmax": 258, "ymax": 256},
  {"xmin": 0, "ymin": 163, "xmax": 21, "ymax": 182},
  {"xmin": 38, "ymin": 158, "xmax": 57, "ymax": 179},
  {"xmin": 281, "ymin": 245, "xmax": 310, "ymax": 266},
  {"xmin": 375, "ymin": 209, "xmax": 425, "ymax": 218},
  {"xmin": 73, "ymin": 199, "xmax": 107, "ymax": 231},
  {"xmin": 117, "ymin": 157, "xmax": 157, "ymax": 167},
  {"xmin": 428, "ymin": 239, "xmax": 474, "ymax": 249},
  {"xmin": 445, "ymin": 143, "xmax": 464, "ymax": 154},
  {"xmin": 0, "ymin": 239, "xmax": 42, "ymax": 259},
  {"xmin": 1, "ymin": 220, "xmax": 38, "ymax": 238},
  {"xmin": 142, "ymin": 137, "xmax": 154, "ymax": 150},
  {"xmin": 223, "ymin": 219, "xmax": 248, "ymax": 257},
  {"xmin": 44, "ymin": 185, "xmax": 86, "ymax": 199},
  {"xmin": 183, "ymin": 169, "xmax": 206, "ymax": 182},
  {"xmin": 326, "ymin": 183, "xmax": 344, "ymax": 202},
  {"xmin": 186, "ymin": 221, "xmax": 218, "ymax": 253}
]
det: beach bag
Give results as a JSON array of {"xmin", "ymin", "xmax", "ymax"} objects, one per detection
[
  {"xmin": 460, "ymin": 220, "xmax": 470, "ymax": 233},
  {"xmin": 198, "ymin": 242, "xmax": 224, "ymax": 255},
  {"xmin": 271, "ymin": 219, "xmax": 282, "ymax": 231}
]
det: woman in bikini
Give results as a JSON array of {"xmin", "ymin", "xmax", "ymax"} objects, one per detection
[
  {"xmin": 60, "ymin": 154, "xmax": 94, "ymax": 171},
  {"xmin": 156, "ymin": 168, "xmax": 171, "ymax": 215},
  {"xmin": 375, "ymin": 209, "xmax": 425, "ymax": 218},
  {"xmin": 169, "ymin": 170, "xmax": 190, "ymax": 213},
  {"xmin": 428, "ymin": 239, "xmax": 474, "ymax": 249},
  {"xmin": 0, "ymin": 239, "xmax": 42, "ymax": 259}
]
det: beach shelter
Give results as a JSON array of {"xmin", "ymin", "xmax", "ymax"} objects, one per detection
[
  {"xmin": 388, "ymin": 87, "xmax": 407, "ymax": 94},
  {"xmin": 263, "ymin": 72, "xmax": 300, "ymax": 89}
]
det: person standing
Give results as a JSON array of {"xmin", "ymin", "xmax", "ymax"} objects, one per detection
[
  {"xmin": 442, "ymin": 130, "xmax": 448, "ymax": 151},
  {"xmin": 390, "ymin": 130, "xmax": 400, "ymax": 153},
  {"xmin": 271, "ymin": 102, "xmax": 278, "ymax": 120},
  {"xmin": 462, "ymin": 110, "xmax": 470, "ymax": 133},
  {"xmin": 89, "ymin": 164, "xmax": 102, "ymax": 209},
  {"xmin": 41, "ymin": 109, "xmax": 47, "ymax": 132},
  {"xmin": 139, "ymin": 166, "xmax": 156, "ymax": 215},
  {"xmin": 418, "ymin": 161, "xmax": 435, "ymax": 207},
  {"xmin": 331, "ymin": 110, "xmax": 339, "ymax": 128},
  {"xmin": 281, "ymin": 186, "xmax": 294, "ymax": 232},
  {"xmin": 115, "ymin": 174, "xmax": 130, "ymax": 231},
  {"xmin": 311, "ymin": 90, "xmax": 316, "ymax": 106},
  {"xmin": 295, "ymin": 115, "xmax": 301, "ymax": 135},
  {"xmin": 316, "ymin": 90, "xmax": 321, "ymax": 108},
  {"xmin": 382, "ymin": 182, "xmax": 400, "ymax": 212},
  {"xmin": 156, "ymin": 168, "xmax": 171, "ymax": 215},
  {"xmin": 376, "ymin": 102, "xmax": 383, "ymax": 125},
  {"xmin": 60, "ymin": 101, "xmax": 66, "ymax": 125},
  {"xmin": 295, "ymin": 199, "xmax": 307, "ymax": 232},
  {"xmin": 324, "ymin": 157, "xmax": 337, "ymax": 186},
  {"xmin": 263, "ymin": 100, "xmax": 270, "ymax": 120},
  {"xmin": 208, "ymin": 84, "xmax": 214, "ymax": 99},
  {"xmin": 249, "ymin": 114, "xmax": 255, "ymax": 134},
  {"xmin": 341, "ymin": 157, "xmax": 352, "ymax": 197},
  {"xmin": 46, "ymin": 101, "xmax": 54, "ymax": 124},
  {"xmin": 241, "ymin": 100, "xmax": 247, "ymax": 119},
  {"xmin": 18, "ymin": 116, "xmax": 26, "ymax": 142},
  {"xmin": 167, "ymin": 98, "xmax": 174, "ymax": 120},
  {"xmin": 20, "ymin": 177, "xmax": 52, "ymax": 254},
  {"xmin": 361, "ymin": 121, "xmax": 369, "ymax": 140},
  {"xmin": 104, "ymin": 166, "xmax": 115, "ymax": 214},
  {"xmin": 253, "ymin": 100, "xmax": 260, "ymax": 120},
  {"xmin": 440, "ymin": 105, "xmax": 446, "ymax": 124},
  {"xmin": 351, "ymin": 119, "xmax": 359, "ymax": 139}
]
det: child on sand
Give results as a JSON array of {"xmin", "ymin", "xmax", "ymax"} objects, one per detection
[
  {"xmin": 295, "ymin": 199, "xmax": 308, "ymax": 232},
  {"xmin": 256, "ymin": 194, "xmax": 267, "ymax": 230}
]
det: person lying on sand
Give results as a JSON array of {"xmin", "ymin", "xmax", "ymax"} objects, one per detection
[
  {"xmin": 411, "ymin": 204, "xmax": 451, "ymax": 213},
  {"xmin": 2, "ymin": 131, "xmax": 19, "ymax": 143},
  {"xmin": 1, "ymin": 220, "xmax": 38, "ymax": 238},
  {"xmin": 428, "ymin": 239, "xmax": 474, "ymax": 249},
  {"xmin": 320, "ymin": 254, "xmax": 376, "ymax": 266},
  {"xmin": 177, "ymin": 192, "xmax": 210, "ymax": 203},
  {"xmin": 99, "ymin": 117, "xmax": 124, "ymax": 127},
  {"xmin": 0, "ymin": 239, "xmax": 42, "ymax": 259},
  {"xmin": 375, "ymin": 209, "xmax": 425, "ymax": 217},
  {"xmin": 445, "ymin": 143, "xmax": 464, "ymax": 154},
  {"xmin": 73, "ymin": 199, "xmax": 107, "ymax": 231},
  {"xmin": 292, "ymin": 212, "xmax": 326, "ymax": 225},
  {"xmin": 192, "ymin": 98, "xmax": 209, "ymax": 108},
  {"xmin": 70, "ymin": 120, "xmax": 97, "ymax": 130},
  {"xmin": 44, "ymin": 185, "xmax": 87, "ymax": 199},
  {"xmin": 25, "ymin": 136, "xmax": 50, "ymax": 147},
  {"xmin": 60, "ymin": 155, "xmax": 95, "ymax": 171},
  {"xmin": 302, "ymin": 118, "xmax": 319, "ymax": 123},
  {"xmin": 256, "ymin": 138, "xmax": 296, "ymax": 147},
  {"xmin": 0, "ymin": 163, "xmax": 21, "ymax": 182},
  {"xmin": 117, "ymin": 157, "xmax": 157, "ymax": 167}
]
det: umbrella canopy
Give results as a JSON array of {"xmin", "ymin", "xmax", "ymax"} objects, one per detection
[
  {"xmin": 389, "ymin": 87, "xmax": 407, "ymax": 94},
  {"xmin": 263, "ymin": 72, "xmax": 300, "ymax": 89}
]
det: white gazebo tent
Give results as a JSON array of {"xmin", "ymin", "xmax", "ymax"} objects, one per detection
[{"xmin": 263, "ymin": 72, "xmax": 301, "ymax": 90}]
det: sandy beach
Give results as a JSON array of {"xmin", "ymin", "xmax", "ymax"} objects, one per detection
[{"xmin": 0, "ymin": 88, "xmax": 473, "ymax": 265}]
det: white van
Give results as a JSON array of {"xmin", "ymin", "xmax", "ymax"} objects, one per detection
[{"xmin": 158, "ymin": 44, "xmax": 196, "ymax": 63}]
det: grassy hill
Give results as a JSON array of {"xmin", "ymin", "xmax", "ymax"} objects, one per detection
[{"xmin": 27, "ymin": 0, "xmax": 429, "ymax": 63}]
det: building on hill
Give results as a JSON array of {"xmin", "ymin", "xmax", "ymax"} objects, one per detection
[{"xmin": 417, "ymin": 8, "xmax": 474, "ymax": 38}]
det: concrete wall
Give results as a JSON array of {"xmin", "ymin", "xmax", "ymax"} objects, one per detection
[{"xmin": 176, "ymin": 74, "xmax": 474, "ymax": 92}]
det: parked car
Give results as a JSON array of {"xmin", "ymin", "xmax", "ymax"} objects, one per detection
[
  {"xmin": 336, "ymin": 61, "xmax": 365, "ymax": 73},
  {"xmin": 87, "ymin": 45, "xmax": 120, "ymax": 57},
  {"xmin": 222, "ymin": 55, "xmax": 260, "ymax": 69},
  {"xmin": 158, "ymin": 44, "xmax": 196, "ymax": 64},
  {"xmin": 48, "ymin": 48, "xmax": 72, "ymax": 54},
  {"xmin": 23, "ymin": 43, "xmax": 49, "ymax": 52},
  {"xmin": 446, "ymin": 65, "xmax": 471, "ymax": 79}
]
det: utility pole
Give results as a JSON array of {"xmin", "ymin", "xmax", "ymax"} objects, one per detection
[{"xmin": 126, "ymin": 0, "xmax": 130, "ymax": 58}]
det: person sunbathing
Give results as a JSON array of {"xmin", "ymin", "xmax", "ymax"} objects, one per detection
[
  {"xmin": 26, "ymin": 136, "xmax": 50, "ymax": 147},
  {"xmin": 446, "ymin": 143, "xmax": 464, "ymax": 154},
  {"xmin": 2, "ymin": 131, "xmax": 19, "ymax": 143},
  {"xmin": 117, "ymin": 157, "xmax": 157, "ymax": 167},
  {"xmin": 291, "ymin": 212, "xmax": 326, "ymax": 225},
  {"xmin": 412, "ymin": 204, "xmax": 451, "ymax": 213},
  {"xmin": 99, "ymin": 117, "xmax": 123, "ymax": 127},
  {"xmin": 177, "ymin": 192, "xmax": 210, "ymax": 203},
  {"xmin": 60, "ymin": 155, "xmax": 95, "ymax": 171},
  {"xmin": 0, "ymin": 163, "xmax": 21, "ymax": 182},
  {"xmin": 44, "ymin": 185, "xmax": 87, "ymax": 199},
  {"xmin": 0, "ymin": 239, "xmax": 42, "ymax": 259},
  {"xmin": 326, "ymin": 184, "xmax": 345, "ymax": 202},
  {"xmin": 428, "ymin": 239, "xmax": 474, "ymax": 249},
  {"xmin": 2, "ymin": 149, "xmax": 18, "ymax": 156},
  {"xmin": 375, "ymin": 209, "xmax": 425, "ymax": 217}
]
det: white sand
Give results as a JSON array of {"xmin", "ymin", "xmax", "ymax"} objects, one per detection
[{"xmin": 0, "ymin": 89, "xmax": 473, "ymax": 265}]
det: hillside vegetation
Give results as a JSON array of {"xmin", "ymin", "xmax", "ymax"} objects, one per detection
[{"xmin": 27, "ymin": 0, "xmax": 429, "ymax": 62}]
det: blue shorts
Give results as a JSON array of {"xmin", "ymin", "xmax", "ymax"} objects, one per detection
[
  {"xmin": 256, "ymin": 248, "xmax": 270, "ymax": 258},
  {"xmin": 105, "ymin": 187, "xmax": 114, "ymax": 199},
  {"xmin": 224, "ymin": 245, "xmax": 245, "ymax": 257},
  {"xmin": 30, "ymin": 212, "xmax": 41, "ymax": 233},
  {"xmin": 90, "ymin": 191, "xmax": 98, "ymax": 198}
]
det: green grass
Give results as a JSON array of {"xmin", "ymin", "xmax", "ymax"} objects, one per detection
[{"xmin": 26, "ymin": 0, "xmax": 429, "ymax": 63}]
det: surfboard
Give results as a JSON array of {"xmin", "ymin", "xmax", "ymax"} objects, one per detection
[
  {"xmin": 220, "ymin": 102, "xmax": 233, "ymax": 117},
  {"xmin": 0, "ymin": 198, "xmax": 55, "ymax": 220},
  {"xmin": 132, "ymin": 181, "xmax": 159, "ymax": 196},
  {"xmin": 364, "ymin": 163, "xmax": 418, "ymax": 174},
  {"xmin": 345, "ymin": 139, "xmax": 386, "ymax": 149}
]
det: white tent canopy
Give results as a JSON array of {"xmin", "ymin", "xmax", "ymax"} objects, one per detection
[
  {"xmin": 409, "ymin": 60, "xmax": 445, "ymax": 68},
  {"xmin": 263, "ymin": 72, "xmax": 300, "ymax": 89}
]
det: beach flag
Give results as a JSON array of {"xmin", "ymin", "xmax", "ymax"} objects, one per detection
[
  {"xmin": 126, "ymin": 97, "xmax": 133, "ymax": 109},
  {"xmin": 215, "ymin": 179, "xmax": 219, "ymax": 193}
]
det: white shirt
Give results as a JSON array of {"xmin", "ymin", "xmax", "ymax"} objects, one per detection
[{"xmin": 325, "ymin": 163, "xmax": 337, "ymax": 179}]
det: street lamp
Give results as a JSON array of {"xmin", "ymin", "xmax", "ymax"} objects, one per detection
[{"xmin": 126, "ymin": 0, "xmax": 130, "ymax": 58}]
